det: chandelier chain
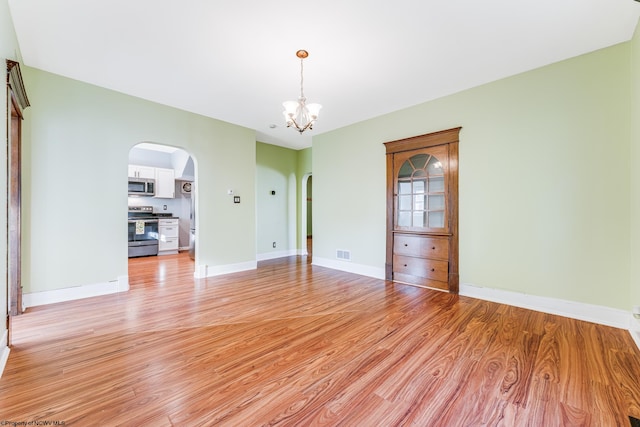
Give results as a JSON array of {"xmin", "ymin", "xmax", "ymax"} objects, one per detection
[{"xmin": 299, "ymin": 57, "xmax": 305, "ymax": 100}]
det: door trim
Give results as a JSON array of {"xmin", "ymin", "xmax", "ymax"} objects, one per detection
[{"xmin": 6, "ymin": 60, "xmax": 30, "ymax": 340}]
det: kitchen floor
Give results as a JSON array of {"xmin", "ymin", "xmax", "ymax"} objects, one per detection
[{"xmin": 128, "ymin": 251, "xmax": 194, "ymax": 290}]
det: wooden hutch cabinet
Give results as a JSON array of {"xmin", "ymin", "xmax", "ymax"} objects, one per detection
[{"xmin": 384, "ymin": 127, "xmax": 460, "ymax": 293}]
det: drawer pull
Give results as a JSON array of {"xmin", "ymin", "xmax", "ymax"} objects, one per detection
[
  {"xmin": 432, "ymin": 246, "xmax": 436, "ymax": 250},
  {"xmin": 431, "ymin": 268, "xmax": 435, "ymax": 272},
  {"xmin": 404, "ymin": 264, "xmax": 407, "ymax": 267},
  {"xmin": 404, "ymin": 243, "xmax": 408, "ymax": 247}
]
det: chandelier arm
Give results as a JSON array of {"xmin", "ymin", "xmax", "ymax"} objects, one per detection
[
  {"xmin": 287, "ymin": 116, "xmax": 302, "ymax": 132},
  {"xmin": 286, "ymin": 115, "xmax": 314, "ymax": 134}
]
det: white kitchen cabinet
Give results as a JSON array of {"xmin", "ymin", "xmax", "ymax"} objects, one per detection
[
  {"xmin": 158, "ymin": 218, "xmax": 179, "ymax": 253},
  {"xmin": 154, "ymin": 167, "xmax": 175, "ymax": 199},
  {"xmin": 128, "ymin": 164, "xmax": 155, "ymax": 179}
]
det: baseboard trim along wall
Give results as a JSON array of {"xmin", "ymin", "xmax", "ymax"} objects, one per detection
[
  {"xmin": 193, "ymin": 260, "xmax": 257, "ymax": 279},
  {"xmin": 0, "ymin": 330, "xmax": 10, "ymax": 378},
  {"xmin": 256, "ymin": 250, "xmax": 298, "ymax": 262},
  {"xmin": 312, "ymin": 257, "xmax": 386, "ymax": 281},
  {"xmin": 310, "ymin": 260, "xmax": 639, "ymax": 351},
  {"xmin": 459, "ymin": 282, "xmax": 630, "ymax": 329},
  {"xmin": 460, "ymin": 282, "xmax": 640, "ymax": 352},
  {"xmin": 23, "ymin": 276, "xmax": 129, "ymax": 309}
]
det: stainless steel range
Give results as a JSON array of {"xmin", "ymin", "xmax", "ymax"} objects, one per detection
[{"xmin": 128, "ymin": 206, "xmax": 159, "ymax": 258}]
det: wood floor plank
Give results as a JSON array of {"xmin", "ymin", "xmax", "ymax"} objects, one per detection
[{"xmin": 1, "ymin": 253, "xmax": 639, "ymax": 426}]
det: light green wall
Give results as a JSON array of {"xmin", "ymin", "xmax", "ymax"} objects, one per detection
[
  {"xmin": 254, "ymin": 143, "xmax": 312, "ymax": 255},
  {"xmin": 632, "ymin": 19, "xmax": 640, "ymax": 313},
  {"xmin": 256, "ymin": 142, "xmax": 297, "ymax": 255},
  {"xmin": 22, "ymin": 67, "xmax": 256, "ymax": 293},
  {"xmin": 314, "ymin": 42, "xmax": 632, "ymax": 310},
  {"xmin": 1, "ymin": 0, "xmax": 21, "ymax": 344}
]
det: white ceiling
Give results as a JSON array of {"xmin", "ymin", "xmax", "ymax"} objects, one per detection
[{"xmin": 8, "ymin": 0, "xmax": 640, "ymax": 150}]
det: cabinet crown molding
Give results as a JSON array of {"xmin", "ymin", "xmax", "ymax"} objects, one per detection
[
  {"xmin": 6, "ymin": 60, "xmax": 30, "ymax": 111},
  {"xmin": 384, "ymin": 127, "xmax": 461, "ymax": 154}
]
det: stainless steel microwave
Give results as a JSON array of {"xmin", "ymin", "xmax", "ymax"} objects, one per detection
[{"xmin": 128, "ymin": 178, "xmax": 155, "ymax": 196}]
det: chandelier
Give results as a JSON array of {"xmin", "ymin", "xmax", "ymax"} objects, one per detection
[{"xmin": 283, "ymin": 50, "xmax": 322, "ymax": 134}]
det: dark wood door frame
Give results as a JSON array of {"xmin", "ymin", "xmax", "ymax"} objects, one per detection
[
  {"xmin": 6, "ymin": 60, "xmax": 30, "ymax": 346},
  {"xmin": 8, "ymin": 94, "xmax": 22, "ymax": 316}
]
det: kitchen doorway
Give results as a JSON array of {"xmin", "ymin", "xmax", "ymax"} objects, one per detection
[{"xmin": 127, "ymin": 142, "xmax": 197, "ymax": 282}]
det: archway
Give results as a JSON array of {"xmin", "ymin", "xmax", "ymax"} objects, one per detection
[{"xmin": 301, "ymin": 173, "xmax": 312, "ymax": 256}]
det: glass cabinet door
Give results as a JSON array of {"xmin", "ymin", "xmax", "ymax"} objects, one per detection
[{"xmin": 394, "ymin": 144, "xmax": 448, "ymax": 232}]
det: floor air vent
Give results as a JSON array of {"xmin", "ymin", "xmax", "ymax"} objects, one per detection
[{"xmin": 336, "ymin": 249, "xmax": 351, "ymax": 261}]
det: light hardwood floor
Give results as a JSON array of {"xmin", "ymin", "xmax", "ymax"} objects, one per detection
[{"xmin": 1, "ymin": 253, "xmax": 639, "ymax": 426}]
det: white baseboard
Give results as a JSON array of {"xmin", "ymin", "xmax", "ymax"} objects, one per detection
[
  {"xmin": 312, "ymin": 257, "xmax": 386, "ymax": 280},
  {"xmin": 0, "ymin": 329, "xmax": 10, "ymax": 378},
  {"xmin": 194, "ymin": 260, "xmax": 257, "ymax": 279},
  {"xmin": 256, "ymin": 249, "xmax": 298, "ymax": 261},
  {"xmin": 303, "ymin": 262, "xmax": 640, "ymax": 352},
  {"xmin": 309, "ymin": 259, "xmax": 628, "ymax": 329},
  {"xmin": 460, "ymin": 281, "xmax": 631, "ymax": 330},
  {"xmin": 23, "ymin": 275, "xmax": 129, "ymax": 308}
]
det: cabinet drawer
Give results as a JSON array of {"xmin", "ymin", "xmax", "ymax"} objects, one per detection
[
  {"xmin": 394, "ymin": 234, "xmax": 449, "ymax": 260},
  {"xmin": 159, "ymin": 226, "xmax": 179, "ymax": 238},
  {"xmin": 159, "ymin": 237, "xmax": 179, "ymax": 251},
  {"xmin": 393, "ymin": 255, "xmax": 448, "ymax": 282}
]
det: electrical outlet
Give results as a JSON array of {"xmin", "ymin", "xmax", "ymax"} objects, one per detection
[{"xmin": 273, "ymin": 242, "xmax": 276, "ymax": 248}]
